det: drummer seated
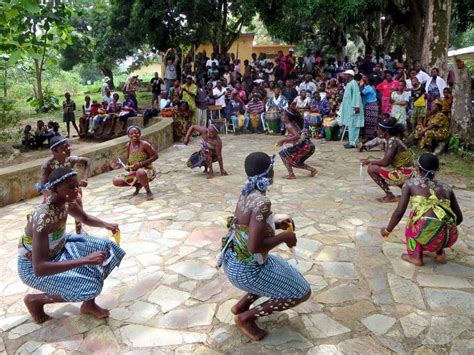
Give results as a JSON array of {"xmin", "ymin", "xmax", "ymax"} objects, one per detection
[
  {"xmin": 245, "ymin": 93, "xmax": 265, "ymax": 133},
  {"xmin": 310, "ymin": 91, "xmax": 330, "ymax": 117},
  {"xmin": 226, "ymin": 91, "xmax": 248, "ymax": 134}
]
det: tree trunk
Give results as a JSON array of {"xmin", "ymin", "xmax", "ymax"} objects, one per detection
[
  {"xmin": 33, "ymin": 59, "xmax": 44, "ymax": 111},
  {"xmin": 451, "ymin": 61, "xmax": 473, "ymax": 148},
  {"xmin": 100, "ymin": 65, "xmax": 115, "ymax": 89},
  {"xmin": 3, "ymin": 67, "xmax": 7, "ymax": 97},
  {"xmin": 405, "ymin": 1, "xmax": 426, "ymax": 66},
  {"xmin": 420, "ymin": 0, "xmax": 452, "ymax": 76}
]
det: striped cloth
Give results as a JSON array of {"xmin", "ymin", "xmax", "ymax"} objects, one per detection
[
  {"xmin": 223, "ymin": 248, "xmax": 310, "ymax": 299},
  {"xmin": 18, "ymin": 235, "xmax": 125, "ymax": 302}
]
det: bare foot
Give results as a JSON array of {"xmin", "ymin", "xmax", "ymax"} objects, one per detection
[
  {"xmin": 132, "ymin": 185, "xmax": 142, "ymax": 197},
  {"xmin": 234, "ymin": 315, "xmax": 268, "ymax": 341},
  {"xmin": 282, "ymin": 174, "xmax": 296, "ymax": 180},
  {"xmin": 231, "ymin": 297, "xmax": 256, "ymax": 315},
  {"xmin": 376, "ymin": 195, "xmax": 399, "ymax": 203},
  {"xmin": 80, "ymin": 300, "xmax": 110, "ymax": 319},
  {"xmin": 401, "ymin": 253, "xmax": 423, "ymax": 266},
  {"xmin": 435, "ymin": 252, "xmax": 447, "ymax": 264},
  {"xmin": 207, "ymin": 173, "xmax": 215, "ymax": 179},
  {"xmin": 308, "ymin": 169, "xmax": 318, "ymax": 177},
  {"xmin": 146, "ymin": 191, "xmax": 154, "ymax": 201},
  {"xmin": 24, "ymin": 294, "xmax": 52, "ymax": 324}
]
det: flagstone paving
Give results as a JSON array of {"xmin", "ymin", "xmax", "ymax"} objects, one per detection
[{"xmin": 0, "ymin": 135, "xmax": 473, "ymax": 354}]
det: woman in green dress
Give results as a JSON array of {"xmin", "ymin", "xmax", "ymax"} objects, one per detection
[{"xmin": 112, "ymin": 126, "xmax": 158, "ymax": 200}]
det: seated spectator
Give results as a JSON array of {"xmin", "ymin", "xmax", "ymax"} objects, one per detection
[
  {"xmin": 34, "ymin": 120, "xmax": 53, "ymax": 148},
  {"xmin": 87, "ymin": 100, "xmax": 102, "ymax": 135},
  {"xmin": 22, "ymin": 125, "xmax": 36, "ymax": 150},
  {"xmin": 297, "ymin": 75, "xmax": 317, "ymax": 95},
  {"xmin": 226, "ymin": 90, "xmax": 247, "ymax": 134},
  {"xmin": 293, "ymin": 89, "xmax": 311, "ymax": 116},
  {"xmin": 46, "ymin": 121, "xmax": 61, "ymax": 138},
  {"xmin": 208, "ymin": 62, "xmax": 220, "ymax": 79},
  {"xmin": 441, "ymin": 87, "xmax": 453, "ymax": 119},
  {"xmin": 79, "ymin": 95, "xmax": 92, "ymax": 137},
  {"xmin": 102, "ymin": 87, "xmax": 113, "ymax": 109},
  {"xmin": 104, "ymin": 92, "xmax": 122, "ymax": 136},
  {"xmin": 415, "ymin": 100, "xmax": 450, "ymax": 154},
  {"xmin": 118, "ymin": 93, "xmax": 137, "ymax": 131},
  {"xmin": 168, "ymin": 79, "xmax": 182, "ymax": 106}
]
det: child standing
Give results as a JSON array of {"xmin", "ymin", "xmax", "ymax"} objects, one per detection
[
  {"xmin": 63, "ymin": 92, "xmax": 80, "ymax": 138},
  {"xmin": 381, "ymin": 153, "xmax": 463, "ymax": 266}
]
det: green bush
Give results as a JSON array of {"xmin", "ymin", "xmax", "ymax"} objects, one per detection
[
  {"xmin": 26, "ymin": 91, "xmax": 60, "ymax": 113},
  {"xmin": 0, "ymin": 97, "xmax": 21, "ymax": 141}
]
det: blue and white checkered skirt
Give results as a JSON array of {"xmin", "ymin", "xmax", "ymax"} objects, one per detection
[
  {"xmin": 223, "ymin": 248, "xmax": 310, "ymax": 299},
  {"xmin": 18, "ymin": 235, "xmax": 125, "ymax": 302}
]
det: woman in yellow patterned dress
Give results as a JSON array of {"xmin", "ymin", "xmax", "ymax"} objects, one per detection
[
  {"xmin": 415, "ymin": 100, "xmax": 450, "ymax": 151},
  {"xmin": 361, "ymin": 117, "xmax": 416, "ymax": 203},
  {"xmin": 112, "ymin": 126, "xmax": 158, "ymax": 200}
]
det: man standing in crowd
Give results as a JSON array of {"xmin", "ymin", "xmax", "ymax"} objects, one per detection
[
  {"xmin": 150, "ymin": 72, "xmax": 163, "ymax": 108},
  {"xmin": 340, "ymin": 69, "xmax": 364, "ymax": 149}
]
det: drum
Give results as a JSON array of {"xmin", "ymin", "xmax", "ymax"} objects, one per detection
[
  {"xmin": 237, "ymin": 114, "xmax": 246, "ymax": 129},
  {"xmin": 265, "ymin": 110, "xmax": 281, "ymax": 134},
  {"xmin": 307, "ymin": 113, "xmax": 322, "ymax": 138},
  {"xmin": 250, "ymin": 114, "xmax": 260, "ymax": 129},
  {"xmin": 161, "ymin": 107, "xmax": 174, "ymax": 117}
]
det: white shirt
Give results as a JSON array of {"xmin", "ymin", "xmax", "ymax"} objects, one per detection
[
  {"xmin": 213, "ymin": 87, "xmax": 226, "ymax": 107},
  {"xmin": 416, "ymin": 70, "xmax": 431, "ymax": 85},
  {"xmin": 102, "ymin": 95, "xmax": 113, "ymax": 107},
  {"xmin": 293, "ymin": 96, "xmax": 311, "ymax": 109},
  {"xmin": 297, "ymin": 81, "xmax": 317, "ymax": 94},
  {"xmin": 425, "ymin": 76, "xmax": 447, "ymax": 95},
  {"xmin": 206, "ymin": 59, "xmax": 219, "ymax": 68}
]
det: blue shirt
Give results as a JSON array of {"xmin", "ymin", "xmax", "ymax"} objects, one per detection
[{"xmin": 361, "ymin": 85, "xmax": 377, "ymax": 105}]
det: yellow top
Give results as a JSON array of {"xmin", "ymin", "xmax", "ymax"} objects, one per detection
[{"xmin": 410, "ymin": 189, "xmax": 456, "ymax": 223}]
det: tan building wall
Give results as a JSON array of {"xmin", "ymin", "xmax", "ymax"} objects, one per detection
[
  {"xmin": 196, "ymin": 33, "xmax": 295, "ymax": 71},
  {"xmin": 131, "ymin": 63, "xmax": 163, "ymax": 77}
]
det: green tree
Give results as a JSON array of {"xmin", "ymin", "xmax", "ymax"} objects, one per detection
[
  {"xmin": 59, "ymin": 0, "xmax": 134, "ymax": 89},
  {"xmin": 108, "ymin": 0, "xmax": 259, "ymax": 54},
  {"xmin": 0, "ymin": 0, "xmax": 82, "ymax": 110}
]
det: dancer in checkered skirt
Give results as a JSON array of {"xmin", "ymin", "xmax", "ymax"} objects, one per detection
[
  {"xmin": 18, "ymin": 167, "xmax": 125, "ymax": 323},
  {"xmin": 217, "ymin": 152, "xmax": 310, "ymax": 341}
]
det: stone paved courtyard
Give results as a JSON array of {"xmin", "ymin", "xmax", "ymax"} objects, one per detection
[{"xmin": 0, "ymin": 135, "xmax": 473, "ymax": 355}]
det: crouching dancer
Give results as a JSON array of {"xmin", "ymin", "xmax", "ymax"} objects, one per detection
[
  {"xmin": 18, "ymin": 167, "xmax": 125, "ymax": 323},
  {"xmin": 382, "ymin": 153, "xmax": 463, "ymax": 266},
  {"xmin": 217, "ymin": 152, "xmax": 311, "ymax": 341}
]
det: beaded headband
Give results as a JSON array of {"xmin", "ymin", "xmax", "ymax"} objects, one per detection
[
  {"xmin": 417, "ymin": 155, "xmax": 438, "ymax": 177},
  {"xmin": 50, "ymin": 138, "xmax": 68, "ymax": 150},
  {"xmin": 378, "ymin": 122, "xmax": 394, "ymax": 129},
  {"xmin": 127, "ymin": 125, "xmax": 141, "ymax": 135},
  {"xmin": 45, "ymin": 171, "xmax": 78, "ymax": 191},
  {"xmin": 241, "ymin": 155, "xmax": 276, "ymax": 196}
]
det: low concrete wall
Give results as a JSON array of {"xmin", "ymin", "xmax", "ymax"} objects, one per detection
[{"xmin": 0, "ymin": 117, "xmax": 173, "ymax": 207}]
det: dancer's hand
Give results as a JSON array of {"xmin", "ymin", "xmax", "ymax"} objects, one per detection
[
  {"xmin": 281, "ymin": 231, "xmax": 297, "ymax": 248},
  {"xmin": 131, "ymin": 162, "xmax": 142, "ymax": 170},
  {"xmin": 360, "ymin": 159, "xmax": 370, "ymax": 166},
  {"xmin": 85, "ymin": 251, "xmax": 107, "ymax": 265},
  {"xmin": 110, "ymin": 161, "xmax": 121, "ymax": 170},
  {"xmin": 183, "ymin": 136, "xmax": 190, "ymax": 145},
  {"xmin": 279, "ymin": 218, "xmax": 294, "ymax": 231},
  {"xmin": 380, "ymin": 227, "xmax": 390, "ymax": 238},
  {"xmin": 79, "ymin": 179, "xmax": 88, "ymax": 187},
  {"xmin": 104, "ymin": 223, "xmax": 119, "ymax": 234}
]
